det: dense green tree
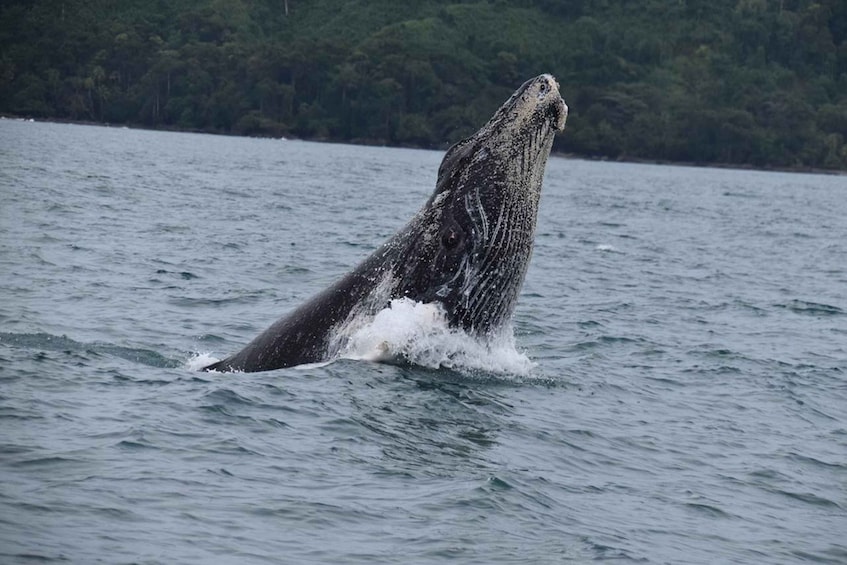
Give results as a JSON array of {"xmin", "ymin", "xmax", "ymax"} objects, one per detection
[{"xmin": 1, "ymin": 0, "xmax": 845, "ymax": 169}]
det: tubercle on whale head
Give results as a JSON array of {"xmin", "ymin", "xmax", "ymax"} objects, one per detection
[
  {"xmin": 529, "ymin": 74, "xmax": 568, "ymax": 132},
  {"xmin": 433, "ymin": 74, "xmax": 567, "ymax": 194},
  {"xmin": 488, "ymin": 73, "xmax": 568, "ymax": 135}
]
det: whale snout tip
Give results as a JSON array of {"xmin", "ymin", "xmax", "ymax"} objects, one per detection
[{"xmin": 537, "ymin": 74, "xmax": 567, "ymax": 132}]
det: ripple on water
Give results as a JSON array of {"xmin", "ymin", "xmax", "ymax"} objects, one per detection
[{"xmin": 2, "ymin": 122, "xmax": 846, "ymax": 564}]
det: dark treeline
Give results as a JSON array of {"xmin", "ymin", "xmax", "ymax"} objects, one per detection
[{"xmin": 2, "ymin": 0, "xmax": 846, "ymax": 169}]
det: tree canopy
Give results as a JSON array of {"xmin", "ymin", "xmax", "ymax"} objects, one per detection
[{"xmin": 2, "ymin": 0, "xmax": 846, "ymax": 170}]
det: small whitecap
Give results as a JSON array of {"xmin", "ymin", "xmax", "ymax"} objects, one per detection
[
  {"xmin": 595, "ymin": 243, "xmax": 620, "ymax": 253},
  {"xmin": 186, "ymin": 352, "xmax": 220, "ymax": 371},
  {"xmin": 292, "ymin": 359, "xmax": 334, "ymax": 370}
]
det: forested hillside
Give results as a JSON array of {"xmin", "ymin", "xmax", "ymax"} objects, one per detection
[{"xmin": 2, "ymin": 0, "xmax": 846, "ymax": 169}]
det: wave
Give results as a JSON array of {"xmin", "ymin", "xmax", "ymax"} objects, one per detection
[
  {"xmin": 0, "ymin": 332, "xmax": 182, "ymax": 368},
  {"xmin": 774, "ymin": 300, "xmax": 843, "ymax": 316}
]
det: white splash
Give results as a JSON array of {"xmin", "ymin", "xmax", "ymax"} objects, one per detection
[
  {"xmin": 337, "ymin": 298, "xmax": 536, "ymax": 377},
  {"xmin": 595, "ymin": 243, "xmax": 621, "ymax": 253},
  {"xmin": 186, "ymin": 352, "xmax": 220, "ymax": 372}
]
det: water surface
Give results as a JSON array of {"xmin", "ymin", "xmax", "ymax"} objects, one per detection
[{"xmin": 1, "ymin": 120, "xmax": 845, "ymax": 564}]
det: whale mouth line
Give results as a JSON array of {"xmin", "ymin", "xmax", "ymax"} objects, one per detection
[
  {"xmin": 538, "ymin": 75, "xmax": 567, "ymax": 132},
  {"xmin": 550, "ymin": 98, "xmax": 568, "ymax": 132}
]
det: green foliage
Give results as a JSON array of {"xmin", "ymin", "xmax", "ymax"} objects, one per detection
[{"xmin": 1, "ymin": 0, "xmax": 846, "ymax": 169}]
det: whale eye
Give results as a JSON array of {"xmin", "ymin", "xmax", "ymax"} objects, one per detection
[
  {"xmin": 538, "ymin": 81, "xmax": 549, "ymax": 95},
  {"xmin": 442, "ymin": 228, "xmax": 461, "ymax": 249}
]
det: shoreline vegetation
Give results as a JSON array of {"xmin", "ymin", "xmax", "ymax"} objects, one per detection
[
  {"xmin": 7, "ymin": 113, "xmax": 843, "ymax": 176},
  {"xmin": 2, "ymin": 0, "xmax": 845, "ymax": 171}
]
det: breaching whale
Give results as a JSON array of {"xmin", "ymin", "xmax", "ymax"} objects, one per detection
[{"xmin": 204, "ymin": 74, "xmax": 567, "ymax": 372}]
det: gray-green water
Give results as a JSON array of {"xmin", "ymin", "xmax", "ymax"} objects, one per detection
[{"xmin": 1, "ymin": 119, "xmax": 845, "ymax": 564}]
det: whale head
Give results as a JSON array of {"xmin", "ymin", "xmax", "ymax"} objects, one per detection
[{"xmin": 397, "ymin": 74, "xmax": 567, "ymax": 337}]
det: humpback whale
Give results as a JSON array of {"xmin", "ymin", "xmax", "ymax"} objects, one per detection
[{"xmin": 204, "ymin": 74, "xmax": 567, "ymax": 372}]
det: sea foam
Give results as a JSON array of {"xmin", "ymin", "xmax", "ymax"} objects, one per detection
[
  {"xmin": 186, "ymin": 352, "xmax": 221, "ymax": 372},
  {"xmin": 337, "ymin": 298, "xmax": 535, "ymax": 377}
]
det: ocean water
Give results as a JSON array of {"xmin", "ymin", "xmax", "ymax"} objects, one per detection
[{"xmin": 1, "ymin": 119, "xmax": 845, "ymax": 564}]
